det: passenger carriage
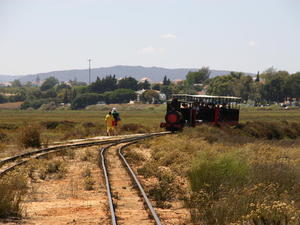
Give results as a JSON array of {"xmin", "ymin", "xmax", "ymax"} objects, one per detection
[{"xmin": 160, "ymin": 94, "xmax": 241, "ymax": 131}]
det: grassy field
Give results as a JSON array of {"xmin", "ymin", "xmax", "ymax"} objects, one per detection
[
  {"xmin": 0, "ymin": 105, "xmax": 299, "ymax": 154},
  {"xmin": 0, "ymin": 105, "xmax": 299, "ymax": 126},
  {"xmin": 240, "ymin": 108, "xmax": 300, "ymax": 122},
  {"xmin": 0, "ymin": 105, "xmax": 165, "ymax": 127}
]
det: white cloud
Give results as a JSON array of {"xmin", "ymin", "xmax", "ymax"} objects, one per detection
[
  {"xmin": 160, "ymin": 34, "xmax": 177, "ymax": 39},
  {"xmin": 139, "ymin": 46, "xmax": 165, "ymax": 55},
  {"xmin": 248, "ymin": 40, "xmax": 256, "ymax": 47}
]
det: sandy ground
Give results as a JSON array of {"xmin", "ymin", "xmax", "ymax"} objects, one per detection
[
  {"xmin": 0, "ymin": 102, "xmax": 23, "ymax": 109},
  {"xmin": 2, "ymin": 146, "xmax": 109, "ymax": 225}
]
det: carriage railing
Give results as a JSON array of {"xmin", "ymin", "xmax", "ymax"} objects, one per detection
[{"xmin": 171, "ymin": 94, "xmax": 241, "ymax": 109}]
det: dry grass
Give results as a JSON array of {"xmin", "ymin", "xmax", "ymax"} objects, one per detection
[
  {"xmin": 18, "ymin": 124, "xmax": 41, "ymax": 148},
  {"xmin": 132, "ymin": 124, "xmax": 300, "ymax": 225},
  {"xmin": 0, "ymin": 106, "xmax": 298, "ymax": 156},
  {"xmin": 0, "ymin": 172, "xmax": 28, "ymax": 219},
  {"xmin": 28, "ymin": 159, "xmax": 68, "ymax": 180}
]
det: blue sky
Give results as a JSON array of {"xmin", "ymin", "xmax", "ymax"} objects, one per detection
[{"xmin": 0, "ymin": 0, "xmax": 299, "ymax": 75}]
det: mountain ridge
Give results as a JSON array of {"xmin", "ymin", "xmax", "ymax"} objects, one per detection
[{"xmin": 0, "ymin": 65, "xmax": 254, "ymax": 83}]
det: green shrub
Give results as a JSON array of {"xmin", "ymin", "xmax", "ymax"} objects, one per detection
[
  {"xmin": 20, "ymin": 99, "xmax": 48, "ymax": 110},
  {"xmin": 103, "ymin": 88, "xmax": 136, "ymax": 104},
  {"xmin": 39, "ymin": 101, "xmax": 57, "ymax": 111},
  {"xmin": 71, "ymin": 93, "xmax": 103, "ymax": 109},
  {"xmin": 188, "ymin": 152, "xmax": 249, "ymax": 194}
]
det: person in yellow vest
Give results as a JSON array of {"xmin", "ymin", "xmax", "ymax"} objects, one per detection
[{"xmin": 105, "ymin": 111, "xmax": 115, "ymax": 136}]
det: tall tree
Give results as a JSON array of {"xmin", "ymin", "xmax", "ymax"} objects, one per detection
[
  {"xmin": 229, "ymin": 71, "xmax": 243, "ymax": 79},
  {"xmin": 103, "ymin": 89, "xmax": 136, "ymax": 104},
  {"xmin": 89, "ymin": 75, "xmax": 117, "ymax": 93},
  {"xmin": 249, "ymin": 82, "xmax": 263, "ymax": 105},
  {"xmin": 152, "ymin": 83, "xmax": 161, "ymax": 91},
  {"xmin": 163, "ymin": 75, "xmax": 171, "ymax": 85},
  {"xmin": 255, "ymin": 71, "xmax": 260, "ymax": 82},
  {"xmin": 40, "ymin": 77, "xmax": 59, "ymax": 91},
  {"xmin": 141, "ymin": 90, "xmax": 160, "ymax": 103},
  {"xmin": 286, "ymin": 72, "xmax": 300, "ymax": 98},
  {"xmin": 262, "ymin": 70, "xmax": 289, "ymax": 102},
  {"xmin": 206, "ymin": 75, "xmax": 236, "ymax": 96},
  {"xmin": 186, "ymin": 67, "xmax": 210, "ymax": 85},
  {"xmin": 11, "ymin": 79, "xmax": 22, "ymax": 87},
  {"xmin": 160, "ymin": 85, "xmax": 172, "ymax": 99},
  {"xmin": 117, "ymin": 77, "xmax": 138, "ymax": 90}
]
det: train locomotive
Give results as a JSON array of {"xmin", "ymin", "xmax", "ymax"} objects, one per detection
[{"xmin": 160, "ymin": 94, "xmax": 241, "ymax": 131}]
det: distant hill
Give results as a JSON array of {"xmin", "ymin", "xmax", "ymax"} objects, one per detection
[
  {"xmin": 0, "ymin": 65, "xmax": 254, "ymax": 83},
  {"xmin": 0, "ymin": 75, "xmax": 22, "ymax": 82}
]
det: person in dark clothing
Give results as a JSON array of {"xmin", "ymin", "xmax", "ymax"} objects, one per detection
[{"xmin": 111, "ymin": 108, "xmax": 121, "ymax": 134}]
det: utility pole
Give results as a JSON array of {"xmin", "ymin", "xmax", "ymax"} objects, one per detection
[{"xmin": 88, "ymin": 59, "xmax": 91, "ymax": 84}]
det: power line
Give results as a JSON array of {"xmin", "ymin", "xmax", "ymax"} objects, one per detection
[{"xmin": 88, "ymin": 59, "xmax": 92, "ymax": 84}]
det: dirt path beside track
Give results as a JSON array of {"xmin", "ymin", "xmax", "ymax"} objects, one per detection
[{"xmin": 16, "ymin": 146, "xmax": 109, "ymax": 225}]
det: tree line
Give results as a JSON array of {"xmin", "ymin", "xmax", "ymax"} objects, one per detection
[{"xmin": 0, "ymin": 67, "xmax": 299, "ymax": 109}]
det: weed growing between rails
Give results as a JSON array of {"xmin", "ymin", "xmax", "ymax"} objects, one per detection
[{"xmin": 131, "ymin": 125, "xmax": 300, "ymax": 225}]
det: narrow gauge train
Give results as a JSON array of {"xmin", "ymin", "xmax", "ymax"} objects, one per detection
[{"xmin": 160, "ymin": 94, "xmax": 241, "ymax": 131}]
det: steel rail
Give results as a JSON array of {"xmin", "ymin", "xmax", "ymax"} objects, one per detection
[
  {"xmin": 0, "ymin": 148, "xmax": 66, "ymax": 177},
  {"xmin": 0, "ymin": 132, "xmax": 170, "ymax": 178},
  {"xmin": 119, "ymin": 143, "xmax": 162, "ymax": 225},
  {"xmin": 0, "ymin": 132, "xmax": 170, "ymax": 168},
  {"xmin": 100, "ymin": 132, "xmax": 169, "ymax": 225},
  {"xmin": 100, "ymin": 144, "xmax": 118, "ymax": 225}
]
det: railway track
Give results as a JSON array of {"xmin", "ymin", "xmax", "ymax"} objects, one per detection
[
  {"xmin": 100, "ymin": 138, "xmax": 163, "ymax": 225},
  {"xmin": 0, "ymin": 132, "xmax": 169, "ymax": 178},
  {"xmin": 0, "ymin": 132, "xmax": 170, "ymax": 224}
]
